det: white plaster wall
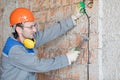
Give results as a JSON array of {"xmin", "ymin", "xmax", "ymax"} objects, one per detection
[{"xmin": 102, "ymin": 0, "xmax": 120, "ymax": 80}]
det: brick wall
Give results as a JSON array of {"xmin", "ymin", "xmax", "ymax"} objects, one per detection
[{"xmin": 0, "ymin": 0, "xmax": 99, "ymax": 80}]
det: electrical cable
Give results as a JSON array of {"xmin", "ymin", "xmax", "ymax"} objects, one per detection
[
  {"xmin": 84, "ymin": 3, "xmax": 90, "ymax": 80},
  {"xmin": 79, "ymin": 0, "xmax": 91, "ymax": 80},
  {"xmin": 85, "ymin": 9, "xmax": 90, "ymax": 80}
]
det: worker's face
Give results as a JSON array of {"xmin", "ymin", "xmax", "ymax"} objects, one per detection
[{"xmin": 22, "ymin": 21, "xmax": 37, "ymax": 39}]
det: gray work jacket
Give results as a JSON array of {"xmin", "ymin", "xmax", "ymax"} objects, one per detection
[{"xmin": 1, "ymin": 17, "xmax": 75, "ymax": 80}]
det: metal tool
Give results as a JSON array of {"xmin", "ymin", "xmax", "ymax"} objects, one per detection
[{"xmin": 72, "ymin": 35, "xmax": 89, "ymax": 51}]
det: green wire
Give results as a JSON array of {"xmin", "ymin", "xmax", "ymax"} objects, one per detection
[
  {"xmin": 72, "ymin": 47, "xmax": 77, "ymax": 51},
  {"xmin": 77, "ymin": 1, "xmax": 86, "ymax": 14}
]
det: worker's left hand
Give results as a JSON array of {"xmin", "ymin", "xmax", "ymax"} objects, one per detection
[
  {"xmin": 71, "ymin": 7, "xmax": 83, "ymax": 25},
  {"xmin": 66, "ymin": 50, "xmax": 80, "ymax": 65}
]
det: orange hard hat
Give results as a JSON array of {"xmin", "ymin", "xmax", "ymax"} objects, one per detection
[{"xmin": 10, "ymin": 7, "xmax": 35, "ymax": 27}]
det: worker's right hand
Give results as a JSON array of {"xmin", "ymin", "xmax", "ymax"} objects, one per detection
[
  {"xmin": 66, "ymin": 50, "xmax": 80, "ymax": 65},
  {"xmin": 71, "ymin": 7, "xmax": 83, "ymax": 25}
]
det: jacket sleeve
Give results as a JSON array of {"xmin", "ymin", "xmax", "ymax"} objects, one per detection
[
  {"xmin": 34, "ymin": 17, "xmax": 75, "ymax": 47},
  {"xmin": 9, "ymin": 45, "xmax": 69, "ymax": 72}
]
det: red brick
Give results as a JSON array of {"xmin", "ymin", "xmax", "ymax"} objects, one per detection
[
  {"xmin": 73, "ymin": 0, "xmax": 81, "ymax": 3},
  {"xmin": 31, "ymin": 0, "xmax": 50, "ymax": 11},
  {"xmin": 62, "ymin": 5, "xmax": 72, "ymax": 17},
  {"xmin": 57, "ymin": 37, "xmax": 70, "ymax": 49},
  {"xmin": 50, "ymin": 0, "xmax": 61, "ymax": 8},
  {"xmin": 62, "ymin": 0, "xmax": 68, "ymax": 6},
  {"xmin": 89, "ymin": 33, "xmax": 98, "ymax": 49},
  {"xmin": 47, "ymin": 8, "xmax": 59, "ymax": 22},
  {"xmin": 35, "ymin": 11, "xmax": 47, "ymax": 24}
]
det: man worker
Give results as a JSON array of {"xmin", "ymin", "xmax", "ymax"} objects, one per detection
[{"xmin": 1, "ymin": 7, "xmax": 82, "ymax": 80}]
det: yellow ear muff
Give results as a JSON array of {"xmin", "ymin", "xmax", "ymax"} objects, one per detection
[{"xmin": 23, "ymin": 38, "xmax": 36, "ymax": 49}]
